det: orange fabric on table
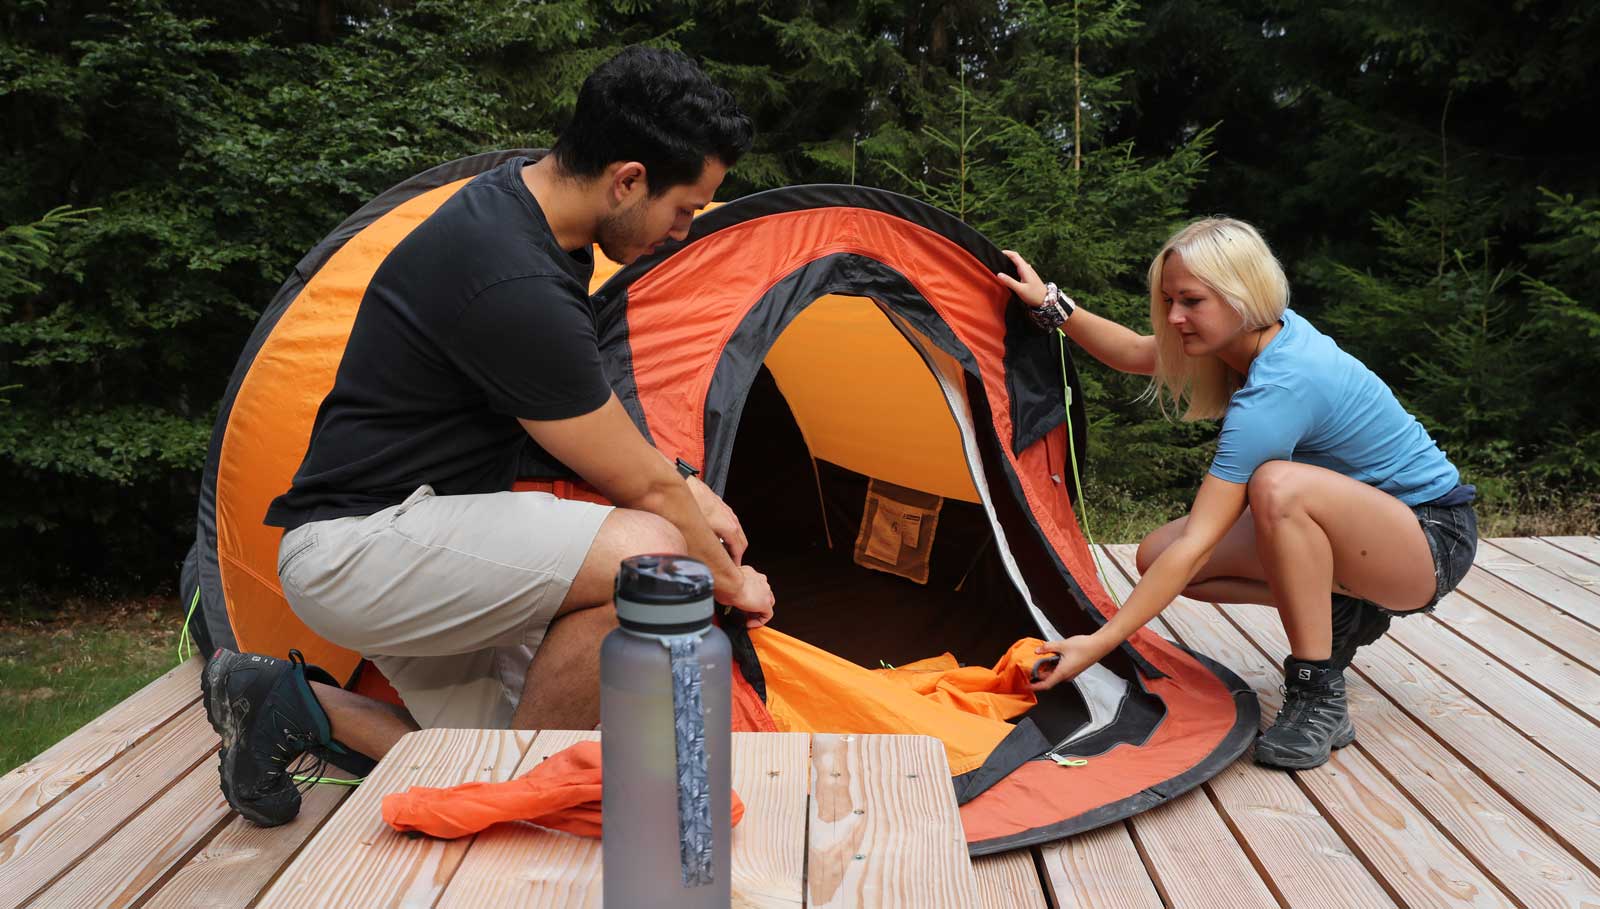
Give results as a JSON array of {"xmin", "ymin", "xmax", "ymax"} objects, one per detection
[{"xmin": 380, "ymin": 741, "xmax": 745, "ymax": 840}]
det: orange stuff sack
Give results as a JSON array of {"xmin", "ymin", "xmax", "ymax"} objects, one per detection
[{"xmin": 380, "ymin": 741, "xmax": 746, "ymax": 840}]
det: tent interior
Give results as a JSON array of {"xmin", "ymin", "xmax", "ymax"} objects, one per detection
[{"xmin": 717, "ymin": 292, "xmax": 1155, "ymax": 753}]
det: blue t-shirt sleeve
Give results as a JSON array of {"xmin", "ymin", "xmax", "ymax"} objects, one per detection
[{"xmin": 1209, "ymin": 383, "xmax": 1313, "ymax": 484}]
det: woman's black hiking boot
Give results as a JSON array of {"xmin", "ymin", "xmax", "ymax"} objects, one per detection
[
  {"xmin": 202, "ymin": 649, "xmax": 369, "ymax": 826},
  {"xmin": 1254, "ymin": 657, "xmax": 1357, "ymax": 770},
  {"xmin": 1329, "ymin": 593, "xmax": 1391, "ymax": 670}
]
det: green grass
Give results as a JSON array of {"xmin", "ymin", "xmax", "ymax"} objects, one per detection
[{"xmin": 0, "ymin": 598, "xmax": 184, "ymax": 775}]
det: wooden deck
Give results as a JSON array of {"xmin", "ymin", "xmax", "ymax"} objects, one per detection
[{"xmin": 2, "ymin": 536, "xmax": 1598, "ymax": 907}]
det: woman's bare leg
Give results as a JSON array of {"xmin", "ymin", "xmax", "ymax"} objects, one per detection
[
  {"xmin": 1135, "ymin": 463, "xmax": 1434, "ymax": 660},
  {"xmin": 1246, "ymin": 461, "xmax": 1434, "ymax": 660}
]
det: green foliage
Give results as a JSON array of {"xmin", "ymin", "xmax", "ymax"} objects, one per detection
[{"xmin": 1, "ymin": 0, "xmax": 1594, "ymax": 590}]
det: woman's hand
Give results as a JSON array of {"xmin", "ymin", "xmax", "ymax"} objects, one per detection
[
  {"xmin": 1029, "ymin": 635, "xmax": 1111, "ymax": 690},
  {"xmin": 996, "ymin": 250, "xmax": 1048, "ymax": 309}
]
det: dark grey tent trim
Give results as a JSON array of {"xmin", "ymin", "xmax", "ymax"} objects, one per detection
[
  {"xmin": 966, "ymin": 649, "xmax": 1258, "ymax": 857},
  {"xmin": 696, "ymin": 253, "xmax": 978, "ymax": 491},
  {"xmin": 591, "ymin": 184, "xmax": 1083, "ymax": 461},
  {"xmin": 191, "ymin": 148, "xmax": 539, "ymax": 675},
  {"xmin": 684, "ymin": 249, "xmax": 1159, "ymax": 680}
]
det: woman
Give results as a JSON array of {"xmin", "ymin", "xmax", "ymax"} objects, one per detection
[{"xmin": 998, "ymin": 218, "xmax": 1477, "ymax": 769}]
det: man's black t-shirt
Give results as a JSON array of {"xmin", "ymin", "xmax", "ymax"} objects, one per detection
[{"xmin": 264, "ymin": 158, "xmax": 612, "ymax": 532}]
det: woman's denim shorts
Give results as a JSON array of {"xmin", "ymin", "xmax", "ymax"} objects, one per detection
[{"xmin": 1376, "ymin": 499, "xmax": 1479, "ymax": 617}]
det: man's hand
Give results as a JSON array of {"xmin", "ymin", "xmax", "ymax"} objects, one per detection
[
  {"xmin": 718, "ymin": 564, "xmax": 774, "ymax": 629},
  {"xmin": 1029, "ymin": 635, "xmax": 1109, "ymax": 691},
  {"xmin": 685, "ymin": 476, "xmax": 748, "ymax": 564}
]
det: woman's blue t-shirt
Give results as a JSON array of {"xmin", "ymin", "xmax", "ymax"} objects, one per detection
[{"xmin": 1208, "ymin": 309, "xmax": 1459, "ymax": 506}]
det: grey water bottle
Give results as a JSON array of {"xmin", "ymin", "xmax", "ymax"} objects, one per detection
[{"xmin": 601, "ymin": 554, "xmax": 732, "ymax": 908}]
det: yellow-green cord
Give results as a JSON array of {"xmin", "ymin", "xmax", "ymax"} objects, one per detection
[
  {"xmin": 1059, "ymin": 329, "xmax": 1123, "ymax": 606},
  {"xmin": 292, "ymin": 775, "xmax": 365, "ymax": 787},
  {"xmin": 178, "ymin": 587, "xmax": 201, "ymax": 664}
]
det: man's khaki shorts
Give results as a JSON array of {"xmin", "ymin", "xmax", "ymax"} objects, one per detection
[{"xmin": 277, "ymin": 484, "xmax": 613, "ymax": 729}]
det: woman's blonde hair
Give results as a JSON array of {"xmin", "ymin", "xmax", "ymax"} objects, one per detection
[{"xmin": 1145, "ymin": 218, "xmax": 1289, "ymax": 420}]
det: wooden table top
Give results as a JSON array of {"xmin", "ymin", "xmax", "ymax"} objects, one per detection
[{"xmin": 255, "ymin": 729, "xmax": 1017, "ymax": 908}]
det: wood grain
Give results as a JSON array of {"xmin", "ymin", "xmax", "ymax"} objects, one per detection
[
  {"xmin": 0, "ymin": 706, "xmax": 215, "ymax": 909},
  {"xmin": 1219, "ymin": 595, "xmax": 1600, "ymax": 908},
  {"xmin": 971, "ymin": 849, "xmax": 1047, "ymax": 909},
  {"xmin": 142, "ymin": 773, "xmax": 355, "ymax": 909},
  {"xmin": 1542, "ymin": 536, "xmax": 1600, "ymax": 565},
  {"xmin": 432, "ymin": 730, "xmax": 602, "ymax": 909},
  {"xmin": 1037, "ymin": 822, "xmax": 1162, "ymax": 909},
  {"xmin": 729, "ymin": 732, "xmax": 810, "ymax": 909},
  {"xmin": 807, "ymin": 733, "xmax": 978, "ymax": 908},
  {"xmin": 255, "ymin": 728, "xmax": 534, "ymax": 908},
  {"xmin": 1474, "ymin": 541, "xmax": 1600, "ymax": 630},
  {"xmin": 25, "ymin": 749, "xmax": 235, "ymax": 908},
  {"xmin": 1453, "ymin": 566, "xmax": 1600, "ymax": 673},
  {"xmin": 1096, "ymin": 545, "xmax": 1396, "ymax": 909}
]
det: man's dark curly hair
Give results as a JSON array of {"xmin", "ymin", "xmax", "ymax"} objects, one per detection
[{"xmin": 553, "ymin": 46, "xmax": 754, "ymax": 196}]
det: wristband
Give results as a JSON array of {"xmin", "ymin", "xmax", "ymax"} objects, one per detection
[{"xmin": 1025, "ymin": 282, "xmax": 1076, "ymax": 331}]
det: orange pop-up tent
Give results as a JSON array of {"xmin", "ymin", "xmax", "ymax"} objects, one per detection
[{"xmin": 181, "ymin": 150, "xmax": 1255, "ymax": 854}]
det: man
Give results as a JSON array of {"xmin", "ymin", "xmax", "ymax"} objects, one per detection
[{"xmin": 202, "ymin": 46, "xmax": 773, "ymax": 827}]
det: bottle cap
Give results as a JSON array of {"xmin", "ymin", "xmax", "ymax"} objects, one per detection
[{"xmin": 614, "ymin": 554, "xmax": 714, "ymax": 632}]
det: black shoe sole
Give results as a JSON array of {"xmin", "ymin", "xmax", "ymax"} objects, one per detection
[{"xmin": 1253, "ymin": 723, "xmax": 1358, "ymax": 770}]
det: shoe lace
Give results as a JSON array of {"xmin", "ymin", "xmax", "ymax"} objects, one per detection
[
  {"xmin": 262, "ymin": 728, "xmax": 325, "ymax": 793},
  {"xmin": 1276, "ymin": 682, "xmax": 1333, "ymax": 724}
]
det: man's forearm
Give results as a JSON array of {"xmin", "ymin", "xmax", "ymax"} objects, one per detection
[{"xmin": 626, "ymin": 473, "xmax": 743, "ymax": 595}]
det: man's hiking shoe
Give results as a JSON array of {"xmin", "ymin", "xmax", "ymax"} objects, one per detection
[
  {"xmin": 1254, "ymin": 657, "xmax": 1356, "ymax": 770},
  {"xmin": 1329, "ymin": 594, "xmax": 1391, "ymax": 670},
  {"xmin": 203, "ymin": 649, "xmax": 364, "ymax": 826}
]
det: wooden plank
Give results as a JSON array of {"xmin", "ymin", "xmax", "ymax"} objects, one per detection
[
  {"xmin": 256, "ymin": 728, "xmax": 534, "ymax": 908},
  {"xmin": 1215, "ymin": 599, "xmax": 1600, "ymax": 908},
  {"xmin": 1474, "ymin": 541, "xmax": 1600, "ymax": 630},
  {"xmin": 1038, "ymin": 822, "xmax": 1163, "ymax": 909},
  {"xmin": 807, "ymin": 733, "xmax": 978, "ymax": 908},
  {"xmin": 1095, "ymin": 545, "xmax": 1396, "ymax": 909},
  {"xmin": 1454, "ymin": 566, "xmax": 1600, "ymax": 674},
  {"xmin": 25, "ymin": 749, "xmax": 234, "ymax": 908},
  {"xmin": 971, "ymin": 849, "xmax": 1048, "ymax": 909},
  {"xmin": 0, "ymin": 706, "xmax": 216, "ymax": 909},
  {"xmin": 1375, "ymin": 592, "xmax": 1600, "ymax": 785},
  {"xmin": 729, "ymin": 732, "xmax": 810, "ymax": 909},
  {"xmin": 142, "ymin": 775, "xmax": 355, "ymax": 909},
  {"xmin": 0, "ymin": 656, "xmax": 202, "ymax": 838},
  {"xmin": 1543, "ymin": 536, "xmax": 1600, "ymax": 565},
  {"xmin": 1430, "ymin": 588, "xmax": 1600, "ymax": 721},
  {"xmin": 1494, "ymin": 537, "xmax": 1600, "ymax": 591},
  {"xmin": 1124, "ymin": 790, "xmax": 1280, "ymax": 909},
  {"xmin": 432, "ymin": 730, "xmax": 601, "ymax": 909},
  {"xmin": 1104, "ymin": 544, "xmax": 1522, "ymax": 909}
]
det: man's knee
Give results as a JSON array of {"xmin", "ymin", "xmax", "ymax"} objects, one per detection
[
  {"xmin": 562, "ymin": 509, "xmax": 687, "ymax": 614},
  {"xmin": 595, "ymin": 508, "xmax": 686, "ymax": 559}
]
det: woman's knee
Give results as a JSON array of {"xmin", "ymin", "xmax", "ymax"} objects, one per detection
[
  {"xmin": 1136, "ymin": 518, "xmax": 1185, "ymax": 574},
  {"xmin": 1247, "ymin": 461, "xmax": 1306, "ymax": 527}
]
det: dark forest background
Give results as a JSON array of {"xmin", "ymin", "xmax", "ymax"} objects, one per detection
[{"xmin": 3, "ymin": 0, "xmax": 1596, "ymax": 595}]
